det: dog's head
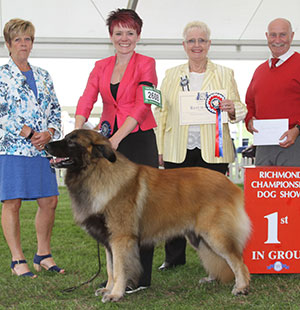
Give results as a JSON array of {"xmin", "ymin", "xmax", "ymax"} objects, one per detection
[{"xmin": 45, "ymin": 129, "xmax": 116, "ymax": 170}]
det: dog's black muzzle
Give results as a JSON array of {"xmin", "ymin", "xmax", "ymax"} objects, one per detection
[{"xmin": 45, "ymin": 140, "xmax": 75, "ymax": 169}]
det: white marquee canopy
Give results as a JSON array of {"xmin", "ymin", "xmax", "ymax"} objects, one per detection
[{"xmin": 0, "ymin": 0, "xmax": 300, "ymax": 60}]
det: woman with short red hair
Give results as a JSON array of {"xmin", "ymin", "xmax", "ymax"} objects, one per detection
[{"xmin": 75, "ymin": 9, "xmax": 159, "ymax": 295}]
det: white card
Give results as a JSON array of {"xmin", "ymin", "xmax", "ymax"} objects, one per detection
[
  {"xmin": 179, "ymin": 90, "xmax": 228, "ymax": 125},
  {"xmin": 253, "ymin": 119, "xmax": 288, "ymax": 145}
]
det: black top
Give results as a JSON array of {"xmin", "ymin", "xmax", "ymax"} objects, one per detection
[{"xmin": 110, "ymin": 83, "xmax": 120, "ymax": 101}]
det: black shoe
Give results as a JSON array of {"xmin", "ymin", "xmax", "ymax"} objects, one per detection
[
  {"xmin": 125, "ymin": 285, "xmax": 149, "ymax": 294},
  {"xmin": 97, "ymin": 280, "xmax": 107, "ymax": 289},
  {"xmin": 158, "ymin": 262, "xmax": 174, "ymax": 271},
  {"xmin": 97, "ymin": 280, "xmax": 148, "ymax": 294},
  {"xmin": 158, "ymin": 261, "xmax": 185, "ymax": 271}
]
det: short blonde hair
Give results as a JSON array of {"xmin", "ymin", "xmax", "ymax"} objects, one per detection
[
  {"xmin": 3, "ymin": 18, "xmax": 35, "ymax": 45},
  {"xmin": 183, "ymin": 21, "xmax": 211, "ymax": 40}
]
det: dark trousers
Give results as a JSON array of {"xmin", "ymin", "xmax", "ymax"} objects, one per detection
[
  {"xmin": 164, "ymin": 148, "xmax": 228, "ymax": 266},
  {"xmin": 116, "ymin": 127, "xmax": 158, "ymax": 286}
]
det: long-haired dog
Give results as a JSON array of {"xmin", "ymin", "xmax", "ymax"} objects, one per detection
[{"xmin": 45, "ymin": 129, "xmax": 251, "ymax": 303}]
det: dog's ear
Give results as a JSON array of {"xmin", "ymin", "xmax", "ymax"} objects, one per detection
[{"xmin": 92, "ymin": 144, "xmax": 117, "ymax": 162}]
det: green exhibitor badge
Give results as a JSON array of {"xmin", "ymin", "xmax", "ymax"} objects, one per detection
[{"xmin": 143, "ymin": 86, "xmax": 162, "ymax": 108}]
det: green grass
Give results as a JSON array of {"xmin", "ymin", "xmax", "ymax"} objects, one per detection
[{"xmin": 1, "ymin": 187, "xmax": 300, "ymax": 310}]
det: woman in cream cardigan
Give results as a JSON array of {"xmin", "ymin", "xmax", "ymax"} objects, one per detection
[{"xmin": 155, "ymin": 21, "xmax": 247, "ymax": 271}]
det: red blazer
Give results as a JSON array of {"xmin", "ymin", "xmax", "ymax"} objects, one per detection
[{"xmin": 76, "ymin": 52, "xmax": 158, "ymax": 135}]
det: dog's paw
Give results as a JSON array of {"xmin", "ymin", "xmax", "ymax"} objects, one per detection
[
  {"xmin": 231, "ymin": 285, "xmax": 249, "ymax": 296},
  {"xmin": 95, "ymin": 288, "xmax": 110, "ymax": 297},
  {"xmin": 199, "ymin": 276, "xmax": 216, "ymax": 284},
  {"xmin": 101, "ymin": 293, "xmax": 123, "ymax": 303}
]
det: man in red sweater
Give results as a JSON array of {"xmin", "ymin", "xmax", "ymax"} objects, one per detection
[{"xmin": 245, "ymin": 18, "xmax": 300, "ymax": 166}]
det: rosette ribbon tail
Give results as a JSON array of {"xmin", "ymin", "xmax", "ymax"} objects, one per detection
[{"xmin": 215, "ymin": 107, "xmax": 223, "ymax": 157}]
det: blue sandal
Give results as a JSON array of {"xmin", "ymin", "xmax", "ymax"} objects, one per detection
[
  {"xmin": 11, "ymin": 260, "xmax": 36, "ymax": 278},
  {"xmin": 33, "ymin": 253, "xmax": 64, "ymax": 273}
]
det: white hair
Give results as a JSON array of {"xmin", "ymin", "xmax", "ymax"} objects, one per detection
[{"xmin": 183, "ymin": 21, "xmax": 211, "ymax": 40}]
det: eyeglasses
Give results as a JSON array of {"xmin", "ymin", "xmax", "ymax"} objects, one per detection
[{"xmin": 185, "ymin": 38, "xmax": 209, "ymax": 46}]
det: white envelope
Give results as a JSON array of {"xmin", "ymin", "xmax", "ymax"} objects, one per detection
[{"xmin": 253, "ymin": 119, "xmax": 288, "ymax": 145}]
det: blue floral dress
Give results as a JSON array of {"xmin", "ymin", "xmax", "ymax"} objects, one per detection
[{"xmin": 0, "ymin": 59, "xmax": 61, "ymax": 201}]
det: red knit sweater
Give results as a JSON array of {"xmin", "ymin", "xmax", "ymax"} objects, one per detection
[{"xmin": 245, "ymin": 52, "xmax": 300, "ymax": 129}]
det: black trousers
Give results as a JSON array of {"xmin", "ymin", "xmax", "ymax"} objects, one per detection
[
  {"xmin": 163, "ymin": 148, "xmax": 228, "ymax": 266},
  {"xmin": 116, "ymin": 127, "xmax": 158, "ymax": 286}
]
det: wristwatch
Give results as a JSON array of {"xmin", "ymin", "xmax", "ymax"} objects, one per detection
[
  {"xmin": 295, "ymin": 124, "xmax": 300, "ymax": 134},
  {"xmin": 25, "ymin": 128, "xmax": 35, "ymax": 141}
]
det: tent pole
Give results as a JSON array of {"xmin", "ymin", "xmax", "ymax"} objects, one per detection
[{"xmin": 127, "ymin": 0, "xmax": 139, "ymax": 10}]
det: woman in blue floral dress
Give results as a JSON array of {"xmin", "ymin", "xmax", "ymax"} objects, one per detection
[{"xmin": 0, "ymin": 19, "xmax": 64, "ymax": 277}]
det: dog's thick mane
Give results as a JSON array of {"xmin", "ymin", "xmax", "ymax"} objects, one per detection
[{"xmin": 66, "ymin": 151, "xmax": 144, "ymax": 225}]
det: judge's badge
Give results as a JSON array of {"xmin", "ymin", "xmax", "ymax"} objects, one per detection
[{"xmin": 143, "ymin": 86, "xmax": 162, "ymax": 108}]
